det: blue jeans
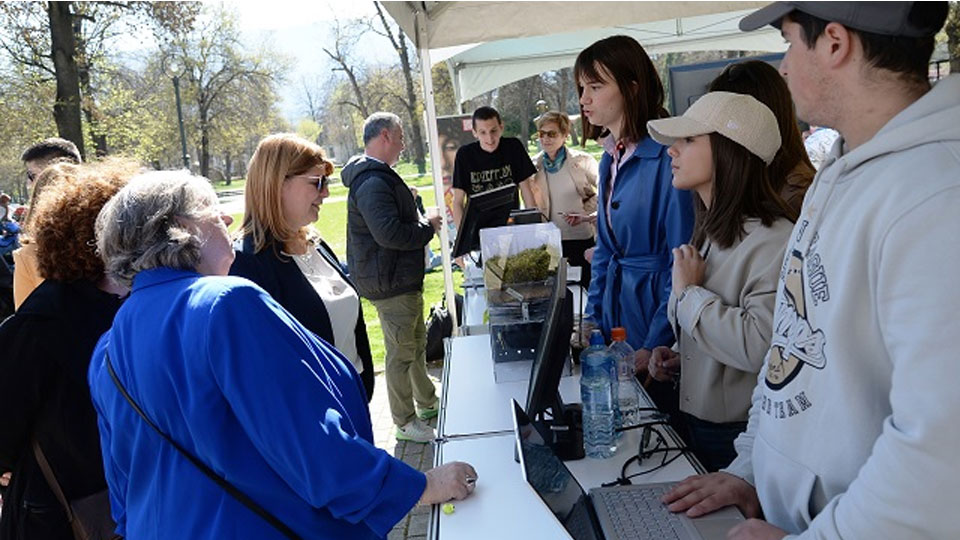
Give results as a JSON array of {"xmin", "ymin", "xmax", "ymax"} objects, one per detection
[{"xmin": 682, "ymin": 413, "xmax": 747, "ymax": 472}]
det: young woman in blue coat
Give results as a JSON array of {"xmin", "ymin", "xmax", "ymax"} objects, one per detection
[{"xmin": 575, "ymin": 35, "xmax": 694, "ymax": 414}]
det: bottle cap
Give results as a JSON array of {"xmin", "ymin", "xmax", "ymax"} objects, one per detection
[
  {"xmin": 589, "ymin": 329, "xmax": 605, "ymax": 346},
  {"xmin": 611, "ymin": 327, "xmax": 626, "ymax": 341}
]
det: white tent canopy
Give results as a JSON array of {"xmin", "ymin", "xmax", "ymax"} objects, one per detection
[
  {"xmin": 447, "ymin": 9, "xmax": 784, "ymax": 101},
  {"xmin": 379, "ymin": 1, "xmax": 783, "ymax": 332},
  {"xmin": 382, "ymin": 2, "xmax": 785, "ymax": 102}
]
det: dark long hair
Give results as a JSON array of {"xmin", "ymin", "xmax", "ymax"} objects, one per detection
[
  {"xmin": 691, "ymin": 133, "xmax": 793, "ymax": 250},
  {"xmin": 708, "ymin": 60, "xmax": 813, "ymax": 219},
  {"xmin": 574, "ymin": 35, "xmax": 668, "ymax": 144}
]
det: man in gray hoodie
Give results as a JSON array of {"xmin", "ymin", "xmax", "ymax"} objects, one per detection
[
  {"xmin": 661, "ymin": 3, "xmax": 959, "ymax": 539},
  {"xmin": 342, "ymin": 112, "xmax": 442, "ymax": 444}
]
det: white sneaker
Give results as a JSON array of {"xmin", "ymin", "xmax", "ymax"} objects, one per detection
[{"xmin": 396, "ymin": 418, "xmax": 436, "ymax": 443}]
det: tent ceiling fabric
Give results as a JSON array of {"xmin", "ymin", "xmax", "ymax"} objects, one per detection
[
  {"xmin": 451, "ymin": 9, "xmax": 785, "ymax": 100},
  {"xmin": 382, "ymin": 1, "xmax": 784, "ymax": 102},
  {"xmin": 381, "ymin": 1, "xmax": 769, "ymax": 50}
]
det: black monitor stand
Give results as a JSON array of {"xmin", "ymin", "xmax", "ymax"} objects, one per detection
[{"xmin": 524, "ymin": 260, "xmax": 584, "ymax": 460}]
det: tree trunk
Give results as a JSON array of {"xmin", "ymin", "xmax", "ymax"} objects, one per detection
[
  {"xmin": 559, "ymin": 68, "xmax": 579, "ymax": 145},
  {"xmin": 47, "ymin": 1, "xmax": 85, "ymax": 159},
  {"xmin": 199, "ymin": 103, "xmax": 210, "ymax": 179},
  {"xmin": 374, "ymin": 3, "xmax": 426, "ymax": 173},
  {"xmin": 398, "ymin": 36, "xmax": 426, "ymax": 174},
  {"xmin": 73, "ymin": 15, "xmax": 107, "ymax": 156},
  {"xmin": 77, "ymin": 49, "xmax": 108, "ymax": 156},
  {"xmin": 225, "ymin": 151, "xmax": 232, "ymax": 185}
]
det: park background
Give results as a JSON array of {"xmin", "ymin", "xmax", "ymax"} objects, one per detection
[{"xmin": 1, "ymin": 1, "xmax": 957, "ymax": 371}]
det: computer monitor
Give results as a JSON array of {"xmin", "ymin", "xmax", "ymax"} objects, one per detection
[
  {"xmin": 524, "ymin": 260, "xmax": 582, "ymax": 460},
  {"xmin": 452, "ymin": 183, "xmax": 518, "ymax": 258}
]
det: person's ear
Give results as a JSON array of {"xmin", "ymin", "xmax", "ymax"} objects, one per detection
[{"xmin": 820, "ymin": 21, "xmax": 855, "ymax": 70}]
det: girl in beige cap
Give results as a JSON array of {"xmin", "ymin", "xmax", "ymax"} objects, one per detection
[{"xmin": 644, "ymin": 92, "xmax": 796, "ymax": 471}]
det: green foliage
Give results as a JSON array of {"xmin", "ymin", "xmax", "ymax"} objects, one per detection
[
  {"xmin": 488, "ymin": 246, "xmax": 554, "ymax": 284},
  {"xmin": 296, "ymin": 119, "xmax": 322, "ymax": 144}
]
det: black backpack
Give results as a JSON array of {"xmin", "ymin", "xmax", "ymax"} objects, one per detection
[{"xmin": 425, "ymin": 292, "xmax": 463, "ymax": 362}]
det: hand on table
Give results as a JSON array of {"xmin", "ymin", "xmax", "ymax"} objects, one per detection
[
  {"xmin": 647, "ymin": 346, "xmax": 680, "ymax": 382},
  {"xmin": 662, "ymin": 472, "xmax": 762, "ymax": 519},
  {"xmin": 727, "ymin": 519, "xmax": 788, "ymax": 540},
  {"xmin": 421, "ymin": 461, "xmax": 478, "ymax": 505},
  {"xmin": 672, "ymin": 244, "xmax": 706, "ymax": 295}
]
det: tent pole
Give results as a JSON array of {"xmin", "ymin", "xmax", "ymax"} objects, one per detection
[
  {"xmin": 447, "ymin": 60, "xmax": 464, "ymax": 114},
  {"xmin": 415, "ymin": 6, "xmax": 460, "ymax": 336}
]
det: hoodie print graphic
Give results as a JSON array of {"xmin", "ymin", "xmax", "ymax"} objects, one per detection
[{"xmin": 761, "ymin": 220, "xmax": 830, "ymax": 418}]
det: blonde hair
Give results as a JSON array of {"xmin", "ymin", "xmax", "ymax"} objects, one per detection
[
  {"xmin": 242, "ymin": 133, "xmax": 334, "ymax": 253},
  {"xmin": 536, "ymin": 111, "xmax": 572, "ymax": 135}
]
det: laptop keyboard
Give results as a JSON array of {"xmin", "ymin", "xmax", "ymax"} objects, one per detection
[{"xmin": 594, "ymin": 484, "xmax": 688, "ymax": 540}]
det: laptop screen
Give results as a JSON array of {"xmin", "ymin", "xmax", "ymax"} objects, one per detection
[{"xmin": 512, "ymin": 400, "xmax": 600, "ymax": 540}]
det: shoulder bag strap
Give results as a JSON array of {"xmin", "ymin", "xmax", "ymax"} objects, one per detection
[
  {"xmin": 104, "ymin": 353, "xmax": 302, "ymax": 540},
  {"xmin": 31, "ymin": 440, "xmax": 75, "ymax": 523}
]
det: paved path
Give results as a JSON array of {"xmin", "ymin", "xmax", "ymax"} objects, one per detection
[{"xmin": 369, "ymin": 361, "xmax": 444, "ymax": 540}]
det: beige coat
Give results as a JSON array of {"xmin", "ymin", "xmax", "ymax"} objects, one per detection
[
  {"xmin": 669, "ymin": 218, "xmax": 793, "ymax": 424},
  {"xmin": 529, "ymin": 147, "xmax": 599, "ymax": 218},
  {"xmin": 13, "ymin": 242, "xmax": 42, "ymax": 309}
]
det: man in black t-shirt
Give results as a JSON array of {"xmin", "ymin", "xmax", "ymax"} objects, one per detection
[{"xmin": 451, "ymin": 106, "xmax": 537, "ymax": 229}]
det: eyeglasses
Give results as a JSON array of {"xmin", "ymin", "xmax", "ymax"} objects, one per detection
[
  {"xmin": 538, "ymin": 129, "xmax": 562, "ymax": 139},
  {"xmin": 26, "ymin": 169, "xmax": 36, "ymax": 183},
  {"xmin": 286, "ymin": 174, "xmax": 329, "ymax": 191}
]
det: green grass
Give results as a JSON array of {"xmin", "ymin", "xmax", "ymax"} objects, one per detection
[
  {"xmin": 227, "ymin": 163, "xmax": 460, "ymax": 372},
  {"xmin": 213, "ymin": 177, "xmax": 247, "ymax": 193}
]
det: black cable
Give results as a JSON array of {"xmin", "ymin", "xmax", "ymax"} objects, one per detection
[
  {"xmin": 603, "ymin": 427, "xmax": 692, "ymax": 486},
  {"xmin": 615, "ymin": 413, "xmax": 670, "ymax": 432}
]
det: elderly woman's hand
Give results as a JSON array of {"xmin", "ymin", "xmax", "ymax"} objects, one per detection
[
  {"xmin": 672, "ymin": 244, "xmax": 705, "ymax": 295},
  {"xmin": 420, "ymin": 461, "xmax": 478, "ymax": 505}
]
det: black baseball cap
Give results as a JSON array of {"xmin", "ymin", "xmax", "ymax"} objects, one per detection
[{"xmin": 740, "ymin": 2, "xmax": 948, "ymax": 38}]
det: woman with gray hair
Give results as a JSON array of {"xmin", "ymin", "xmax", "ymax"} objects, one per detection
[{"xmin": 88, "ymin": 171, "xmax": 475, "ymax": 539}]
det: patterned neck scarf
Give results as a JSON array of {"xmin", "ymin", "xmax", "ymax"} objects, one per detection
[{"xmin": 542, "ymin": 146, "xmax": 567, "ymax": 174}]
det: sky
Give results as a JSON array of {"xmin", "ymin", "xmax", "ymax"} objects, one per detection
[{"xmin": 228, "ymin": 0, "xmax": 401, "ymax": 123}]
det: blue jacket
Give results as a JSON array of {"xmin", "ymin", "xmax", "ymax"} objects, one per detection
[
  {"xmin": 587, "ymin": 136, "xmax": 694, "ymax": 350},
  {"xmin": 230, "ymin": 234, "xmax": 376, "ymax": 402},
  {"xmin": 88, "ymin": 268, "xmax": 424, "ymax": 539}
]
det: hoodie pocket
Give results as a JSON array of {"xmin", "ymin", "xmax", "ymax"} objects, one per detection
[{"xmin": 752, "ymin": 432, "xmax": 818, "ymax": 534}]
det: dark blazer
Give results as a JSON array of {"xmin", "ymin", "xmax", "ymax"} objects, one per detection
[
  {"xmin": 0, "ymin": 280, "xmax": 124, "ymax": 540},
  {"xmin": 230, "ymin": 234, "xmax": 375, "ymax": 402}
]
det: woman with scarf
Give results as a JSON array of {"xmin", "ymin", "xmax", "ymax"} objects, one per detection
[{"xmin": 529, "ymin": 111, "xmax": 599, "ymax": 286}]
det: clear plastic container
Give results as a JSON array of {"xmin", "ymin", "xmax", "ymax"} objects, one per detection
[
  {"xmin": 580, "ymin": 330, "xmax": 617, "ymax": 459},
  {"xmin": 609, "ymin": 327, "xmax": 640, "ymax": 428}
]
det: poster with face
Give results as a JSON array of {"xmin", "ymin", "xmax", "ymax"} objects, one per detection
[{"xmin": 436, "ymin": 114, "xmax": 473, "ymax": 237}]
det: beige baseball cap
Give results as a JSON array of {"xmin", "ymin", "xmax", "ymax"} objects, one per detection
[{"xmin": 647, "ymin": 91, "xmax": 782, "ymax": 164}]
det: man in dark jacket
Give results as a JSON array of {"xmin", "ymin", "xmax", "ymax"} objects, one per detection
[{"xmin": 342, "ymin": 112, "xmax": 441, "ymax": 444}]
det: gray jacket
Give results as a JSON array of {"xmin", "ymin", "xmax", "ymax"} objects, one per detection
[{"xmin": 341, "ymin": 155, "xmax": 435, "ymax": 300}]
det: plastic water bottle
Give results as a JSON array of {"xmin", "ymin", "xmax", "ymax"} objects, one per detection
[
  {"xmin": 580, "ymin": 330, "xmax": 617, "ymax": 458},
  {"xmin": 609, "ymin": 327, "xmax": 640, "ymax": 428}
]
